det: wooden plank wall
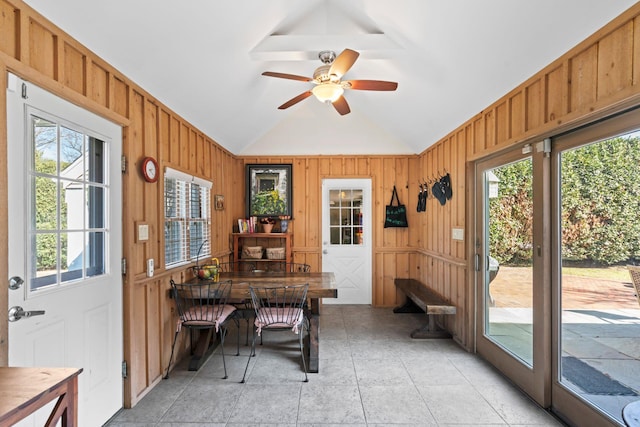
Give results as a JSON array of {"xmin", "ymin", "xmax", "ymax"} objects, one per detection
[
  {"xmin": 413, "ymin": 3, "xmax": 640, "ymax": 349},
  {"xmin": 2, "ymin": 0, "xmax": 640, "ymax": 409},
  {"xmin": 239, "ymin": 156, "xmax": 417, "ymax": 306},
  {"xmin": 413, "ymin": 133, "xmax": 468, "ymax": 344},
  {"xmin": 0, "ymin": 0, "xmax": 245, "ymax": 407},
  {"xmin": 463, "ymin": 7, "xmax": 640, "ymax": 162},
  {"xmin": 239, "ymin": 149, "xmax": 465, "ymax": 344},
  {"xmin": 240, "ymin": 150, "xmax": 468, "ymax": 342}
]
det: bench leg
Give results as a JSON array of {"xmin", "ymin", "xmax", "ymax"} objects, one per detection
[
  {"xmin": 411, "ymin": 314, "xmax": 451, "ymax": 339},
  {"xmin": 393, "ymin": 298, "xmax": 423, "ymax": 314}
]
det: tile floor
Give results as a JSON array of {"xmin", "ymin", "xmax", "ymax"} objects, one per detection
[{"xmin": 104, "ymin": 305, "xmax": 565, "ymax": 426}]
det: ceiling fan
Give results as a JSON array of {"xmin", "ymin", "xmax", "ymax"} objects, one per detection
[{"xmin": 262, "ymin": 48, "xmax": 398, "ymax": 116}]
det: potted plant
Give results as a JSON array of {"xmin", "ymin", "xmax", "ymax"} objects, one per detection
[{"xmin": 260, "ymin": 217, "xmax": 276, "ymax": 233}]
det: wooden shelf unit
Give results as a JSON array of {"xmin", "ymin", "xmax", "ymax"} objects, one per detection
[{"xmin": 232, "ymin": 232, "xmax": 292, "ymax": 265}]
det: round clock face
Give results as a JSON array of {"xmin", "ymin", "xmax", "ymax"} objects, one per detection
[{"xmin": 142, "ymin": 157, "xmax": 158, "ymax": 183}]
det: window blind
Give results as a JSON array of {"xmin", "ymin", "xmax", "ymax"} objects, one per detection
[{"xmin": 164, "ymin": 168, "xmax": 211, "ymax": 267}]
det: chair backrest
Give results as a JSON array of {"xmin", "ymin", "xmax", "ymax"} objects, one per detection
[
  {"xmin": 289, "ymin": 263, "xmax": 311, "ymax": 273},
  {"xmin": 170, "ymin": 279, "xmax": 235, "ymax": 330},
  {"xmin": 217, "ymin": 261, "xmax": 256, "ymax": 272},
  {"xmin": 628, "ymin": 265, "xmax": 640, "ymax": 307},
  {"xmin": 249, "ymin": 284, "xmax": 309, "ymax": 334},
  {"xmin": 265, "ymin": 262, "xmax": 311, "ymax": 273}
]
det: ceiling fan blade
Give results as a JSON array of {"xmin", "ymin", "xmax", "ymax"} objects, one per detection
[
  {"xmin": 345, "ymin": 80, "xmax": 398, "ymax": 91},
  {"xmin": 278, "ymin": 91, "xmax": 313, "ymax": 109},
  {"xmin": 332, "ymin": 95, "xmax": 351, "ymax": 116},
  {"xmin": 262, "ymin": 71, "xmax": 312, "ymax": 82},
  {"xmin": 329, "ymin": 49, "xmax": 359, "ymax": 78}
]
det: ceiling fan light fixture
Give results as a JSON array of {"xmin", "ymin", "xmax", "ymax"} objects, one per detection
[
  {"xmin": 261, "ymin": 48, "xmax": 397, "ymax": 114},
  {"xmin": 312, "ymin": 83, "xmax": 344, "ymax": 103}
]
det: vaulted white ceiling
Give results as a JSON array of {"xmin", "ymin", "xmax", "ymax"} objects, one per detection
[{"xmin": 23, "ymin": 0, "xmax": 637, "ymax": 155}]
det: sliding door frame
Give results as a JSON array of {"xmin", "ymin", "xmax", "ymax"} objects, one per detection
[
  {"xmin": 471, "ymin": 107, "xmax": 640, "ymax": 426},
  {"xmin": 550, "ymin": 107, "xmax": 640, "ymax": 426},
  {"xmin": 472, "ymin": 143, "xmax": 552, "ymax": 407}
]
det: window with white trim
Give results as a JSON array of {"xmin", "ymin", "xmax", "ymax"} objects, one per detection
[
  {"xmin": 29, "ymin": 111, "xmax": 110, "ymax": 291},
  {"xmin": 164, "ymin": 167, "xmax": 211, "ymax": 267}
]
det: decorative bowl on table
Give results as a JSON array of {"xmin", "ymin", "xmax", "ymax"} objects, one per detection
[{"xmin": 192, "ymin": 258, "xmax": 220, "ymax": 280}]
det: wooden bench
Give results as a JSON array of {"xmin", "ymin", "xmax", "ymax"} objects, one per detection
[{"xmin": 393, "ymin": 278, "xmax": 456, "ymax": 338}]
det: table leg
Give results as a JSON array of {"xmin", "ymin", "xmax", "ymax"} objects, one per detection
[
  {"xmin": 46, "ymin": 394, "xmax": 71, "ymax": 427},
  {"xmin": 188, "ymin": 328, "xmax": 217, "ymax": 371},
  {"xmin": 308, "ymin": 314, "xmax": 320, "ymax": 373},
  {"xmin": 307, "ymin": 298, "xmax": 321, "ymax": 373},
  {"xmin": 45, "ymin": 373, "xmax": 79, "ymax": 427}
]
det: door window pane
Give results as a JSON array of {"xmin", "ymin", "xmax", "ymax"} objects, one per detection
[
  {"xmin": 61, "ymin": 179, "xmax": 82, "ymax": 230},
  {"xmin": 33, "ymin": 176, "xmax": 59, "ymax": 230},
  {"xmin": 34, "ymin": 233, "xmax": 58, "ymax": 287},
  {"xmin": 33, "ymin": 117, "xmax": 58, "ymax": 174},
  {"xmin": 86, "ymin": 231, "xmax": 105, "ymax": 277},
  {"xmin": 485, "ymin": 158, "xmax": 534, "ymax": 366},
  {"xmin": 87, "ymin": 185, "xmax": 105, "ymax": 228},
  {"xmin": 559, "ymin": 130, "xmax": 640, "ymax": 423},
  {"xmin": 60, "ymin": 126, "xmax": 84, "ymax": 175},
  {"xmin": 328, "ymin": 189, "xmax": 363, "ymax": 245},
  {"xmin": 29, "ymin": 113, "xmax": 108, "ymax": 291}
]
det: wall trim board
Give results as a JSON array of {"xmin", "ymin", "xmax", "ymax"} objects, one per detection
[
  {"xmin": 1, "ymin": 52, "xmax": 130, "ymax": 126},
  {"xmin": 466, "ymin": 91, "xmax": 640, "ymax": 163},
  {"xmin": 414, "ymin": 249, "xmax": 467, "ymax": 268}
]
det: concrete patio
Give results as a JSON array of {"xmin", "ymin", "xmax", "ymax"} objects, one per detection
[{"xmin": 489, "ymin": 266, "xmax": 640, "ymax": 425}]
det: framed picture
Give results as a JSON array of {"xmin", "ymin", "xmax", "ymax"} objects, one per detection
[
  {"xmin": 214, "ymin": 194, "xmax": 225, "ymax": 211},
  {"xmin": 246, "ymin": 164, "xmax": 292, "ymax": 218}
]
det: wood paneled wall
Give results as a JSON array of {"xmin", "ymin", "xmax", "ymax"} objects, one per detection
[
  {"xmin": 463, "ymin": 6, "xmax": 640, "ymax": 161},
  {"xmin": 2, "ymin": 0, "xmax": 640, "ymax": 410},
  {"xmin": 239, "ymin": 156, "xmax": 417, "ymax": 302},
  {"xmin": 413, "ymin": 3, "xmax": 640, "ymax": 350},
  {"xmin": 0, "ymin": 0, "xmax": 245, "ymax": 407}
]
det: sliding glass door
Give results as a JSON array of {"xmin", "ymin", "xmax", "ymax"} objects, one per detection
[
  {"xmin": 475, "ymin": 107, "xmax": 640, "ymax": 426},
  {"xmin": 552, "ymin": 109, "xmax": 640, "ymax": 426},
  {"xmin": 474, "ymin": 146, "xmax": 550, "ymax": 406}
]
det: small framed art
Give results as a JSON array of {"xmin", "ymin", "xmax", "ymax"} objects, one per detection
[{"xmin": 214, "ymin": 194, "xmax": 225, "ymax": 211}]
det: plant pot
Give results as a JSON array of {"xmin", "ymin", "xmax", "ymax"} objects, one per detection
[{"xmin": 262, "ymin": 223, "xmax": 274, "ymax": 233}]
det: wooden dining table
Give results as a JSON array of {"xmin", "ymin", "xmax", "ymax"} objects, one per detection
[{"xmin": 182, "ymin": 271, "xmax": 337, "ymax": 373}]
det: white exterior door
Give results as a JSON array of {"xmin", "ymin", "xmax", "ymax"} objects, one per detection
[
  {"xmin": 6, "ymin": 73, "xmax": 123, "ymax": 426},
  {"xmin": 322, "ymin": 179, "xmax": 372, "ymax": 304}
]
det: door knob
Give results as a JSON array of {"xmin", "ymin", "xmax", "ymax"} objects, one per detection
[
  {"xmin": 8, "ymin": 276, "xmax": 23, "ymax": 290},
  {"xmin": 8, "ymin": 306, "xmax": 45, "ymax": 322}
]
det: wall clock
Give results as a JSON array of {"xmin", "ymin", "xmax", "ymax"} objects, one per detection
[{"xmin": 141, "ymin": 156, "xmax": 159, "ymax": 183}]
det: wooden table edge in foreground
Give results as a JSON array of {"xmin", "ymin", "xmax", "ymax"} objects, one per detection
[{"xmin": 0, "ymin": 367, "xmax": 83, "ymax": 427}]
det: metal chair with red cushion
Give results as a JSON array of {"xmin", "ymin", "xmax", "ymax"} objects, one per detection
[
  {"xmin": 217, "ymin": 261, "xmax": 257, "ymax": 344},
  {"xmin": 164, "ymin": 279, "xmax": 239, "ymax": 379},
  {"xmin": 241, "ymin": 283, "xmax": 310, "ymax": 383}
]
